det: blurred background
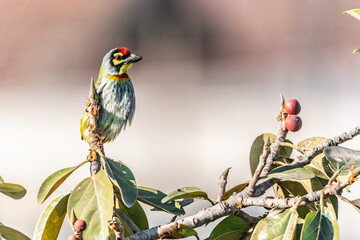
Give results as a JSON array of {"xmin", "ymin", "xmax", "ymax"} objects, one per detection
[{"xmin": 1, "ymin": 0, "xmax": 360, "ymax": 239}]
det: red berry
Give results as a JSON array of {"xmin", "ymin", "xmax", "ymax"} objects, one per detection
[
  {"xmin": 284, "ymin": 98, "xmax": 301, "ymax": 115},
  {"xmin": 285, "ymin": 115, "xmax": 302, "ymax": 132},
  {"xmin": 68, "ymin": 235, "xmax": 78, "ymax": 240},
  {"xmin": 73, "ymin": 219, "xmax": 87, "ymax": 232}
]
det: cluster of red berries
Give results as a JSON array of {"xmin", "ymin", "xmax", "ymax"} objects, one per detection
[
  {"xmin": 284, "ymin": 98, "xmax": 302, "ymax": 132},
  {"xmin": 68, "ymin": 219, "xmax": 87, "ymax": 240}
]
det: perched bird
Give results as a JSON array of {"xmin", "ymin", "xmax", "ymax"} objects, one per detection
[{"xmin": 80, "ymin": 47, "xmax": 142, "ymax": 144}]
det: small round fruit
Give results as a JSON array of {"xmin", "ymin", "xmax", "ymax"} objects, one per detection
[
  {"xmin": 284, "ymin": 98, "xmax": 301, "ymax": 115},
  {"xmin": 285, "ymin": 115, "xmax": 302, "ymax": 132},
  {"xmin": 73, "ymin": 219, "xmax": 87, "ymax": 232},
  {"xmin": 68, "ymin": 235, "xmax": 78, "ymax": 240}
]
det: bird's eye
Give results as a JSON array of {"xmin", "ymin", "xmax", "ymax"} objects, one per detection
[{"xmin": 114, "ymin": 55, "xmax": 122, "ymax": 61}]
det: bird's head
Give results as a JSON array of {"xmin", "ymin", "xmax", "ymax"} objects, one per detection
[{"xmin": 102, "ymin": 47, "xmax": 142, "ymax": 76}]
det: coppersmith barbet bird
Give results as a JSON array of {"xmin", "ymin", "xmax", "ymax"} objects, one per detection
[{"xmin": 80, "ymin": 47, "xmax": 142, "ymax": 144}]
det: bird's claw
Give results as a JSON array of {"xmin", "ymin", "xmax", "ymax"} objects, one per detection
[{"xmin": 97, "ymin": 140, "xmax": 103, "ymax": 149}]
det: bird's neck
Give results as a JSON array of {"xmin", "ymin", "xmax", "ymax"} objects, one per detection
[
  {"xmin": 98, "ymin": 65, "xmax": 130, "ymax": 82},
  {"xmin": 108, "ymin": 73, "xmax": 129, "ymax": 80}
]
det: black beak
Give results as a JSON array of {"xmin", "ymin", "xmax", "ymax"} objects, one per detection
[{"xmin": 125, "ymin": 53, "xmax": 143, "ymax": 64}]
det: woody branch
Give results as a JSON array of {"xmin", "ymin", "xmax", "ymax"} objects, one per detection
[
  {"xmin": 126, "ymin": 124, "xmax": 360, "ymax": 240},
  {"xmin": 86, "ymin": 77, "xmax": 102, "ymax": 175}
]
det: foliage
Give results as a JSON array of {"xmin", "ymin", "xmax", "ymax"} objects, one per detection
[
  {"xmin": 0, "ymin": 176, "xmax": 30, "ymax": 240},
  {"xmin": 33, "ymin": 121, "xmax": 360, "ymax": 240},
  {"xmin": 208, "ymin": 216, "xmax": 251, "ymax": 240}
]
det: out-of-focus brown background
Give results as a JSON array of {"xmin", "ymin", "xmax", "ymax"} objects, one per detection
[{"xmin": 1, "ymin": 1, "xmax": 360, "ymax": 239}]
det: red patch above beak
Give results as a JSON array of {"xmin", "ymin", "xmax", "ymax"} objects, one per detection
[{"xmin": 118, "ymin": 47, "xmax": 130, "ymax": 57}]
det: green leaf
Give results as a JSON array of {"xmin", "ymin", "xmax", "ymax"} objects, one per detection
[
  {"xmin": 162, "ymin": 187, "xmax": 208, "ymax": 203},
  {"xmin": 114, "ymin": 192, "xmax": 149, "ymax": 231},
  {"xmin": 350, "ymin": 198, "xmax": 360, "ymax": 213},
  {"xmin": 0, "ymin": 224, "xmax": 30, "ymax": 240},
  {"xmin": 249, "ymin": 133, "xmax": 293, "ymax": 176},
  {"xmin": 209, "ymin": 215, "xmax": 251, "ymax": 240},
  {"xmin": 295, "ymin": 223, "xmax": 303, "ymax": 240},
  {"xmin": 176, "ymin": 198, "xmax": 195, "ymax": 208},
  {"xmin": 0, "ymin": 176, "xmax": 4, "ymax": 183},
  {"xmin": 275, "ymin": 181, "xmax": 313, "ymax": 219},
  {"xmin": 37, "ymin": 166, "xmax": 78, "ymax": 204},
  {"xmin": 33, "ymin": 193, "xmax": 70, "ymax": 240},
  {"xmin": 297, "ymin": 137, "xmax": 327, "ymax": 151},
  {"xmin": 321, "ymin": 156, "xmax": 335, "ymax": 179},
  {"xmin": 324, "ymin": 146, "xmax": 360, "ymax": 175},
  {"xmin": 0, "ymin": 183, "xmax": 26, "ymax": 200},
  {"xmin": 300, "ymin": 209, "xmax": 334, "ymax": 240},
  {"xmin": 223, "ymin": 182, "xmax": 249, "ymax": 200},
  {"xmin": 150, "ymin": 198, "xmax": 194, "ymax": 212},
  {"xmin": 67, "ymin": 170, "xmax": 114, "ymax": 240},
  {"xmin": 123, "ymin": 201, "xmax": 148, "ymax": 230},
  {"xmin": 268, "ymin": 165, "xmax": 315, "ymax": 181},
  {"xmin": 160, "ymin": 223, "xmax": 198, "ymax": 239},
  {"xmin": 299, "ymin": 166, "xmax": 338, "ymax": 217},
  {"xmin": 275, "ymin": 181, "xmax": 308, "ymax": 197},
  {"xmin": 324, "ymin": 208, "xmax": 340, "ymax": 240},
  {"xmin": 273, "ymin": 183, "xmax": 286, "ymax": 199},
  {"xmin": 102, "ymin": 156, "xmax": 137, "ymax": 208},
  {"xmin": 298, "ymin": 137, "xmax": 328, "ymax": 172},
  {"xmin": 251, "ymin": 209, "xmax": 298, "ymax": 240},
  {"xmin": 338, "ymin": 196, "xmax": 360, "ymax": 214},
  {"xmin": 137, "ymin": 186, "xmax": 185, "ymax": 215},
  {"xmin": 344, "ymin": 9, "xmax": 360, "ymax": 21}
]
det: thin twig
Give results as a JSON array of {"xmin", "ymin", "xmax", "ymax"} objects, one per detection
[
  {"xmin": 233, "ymin": 209, "xmax": 262, "ymax": 225},
  {"xmin": 244, "ymin": 125, "xmax": 287, "ymax": 197},
  {"xmin": 215, "ymin": 168, "xmax": 231, "ymax": 203},
  {"xmin": 114, "ymin": 209, "xmax": 141, "ymax": 234},
  {"xmin": 279, "ymin": 142, "xmax": 307, "ymax": 154},
  {"xmin": 328, "ymin": 169, "xmax": 341, "ymax": 185},
  {"xmin": 169, "ymin": 215, "xmax": 177, "ymax": 223},
  {"xmin": 261, "ymin": 127, "xmax": 288, "ymax": 176},
  {"xmin": 273, "ymin": 161, "xmax": 287, "ymax": 166},
  {"xmin": 247, "ymin": 137, "xmax": 271, "ymax": 195},
  {"xmin": 109, "ymin": 217, "xmax": 125, "ymax": 240}
]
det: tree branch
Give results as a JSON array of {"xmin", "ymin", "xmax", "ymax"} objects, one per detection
[
  {"xmin": 86, "ymin": 77, "xmax": 102, "ymax": 176},
  {"xmin": 125, "ymin": 124, "xmax": 360, "ymax": 240},
  {"xmin": 233, "ymin": 209, "xmax": 262, "ymax": 225},
  {"xmin": 261, "ymin": 127, "xmax": 288, "ymax": 176},
  {"xmin": 247, "ymin": 137, "xmax": 271, "ymax": 195},
  {"xmin": 216, "ymin": 168, "xmax": 231, "ymax": 203},
  {"xmin": 237, "ymin": 166, "xmax": 360, "ymax": 209},
  {"xmin": 243, "ymin": 126, "xmax": 287, "ymax": 197},
  {"xmin": 114, "ymin": 209, "xmax": 140, "ymax": 234},
  {"xmin": 292, "ymin": 125, "xmax": 360, "ymax": 167},
  {"xmin": 109, "ymin": 217, "xmax": 125, "ymax": 240},
  {"xmin": 251, "ymin": 124, "xmax": 360, "ymax": 197},
  {"xmin": 126, "ymin": 166, "xmax": 360, "ymax": 240}
]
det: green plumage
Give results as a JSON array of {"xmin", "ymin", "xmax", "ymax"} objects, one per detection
[{"xmin": 80, "ymin": 47, "xmax": 142, "ymax": 144}]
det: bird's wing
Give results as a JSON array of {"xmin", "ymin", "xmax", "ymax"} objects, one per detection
[
  {"xmin": 95, "ymin": 64, "xmax": 105, "ymax": 88},
  {"xmin": 80, "ymin": 111, "xmax": 90, "ymax": 141}
]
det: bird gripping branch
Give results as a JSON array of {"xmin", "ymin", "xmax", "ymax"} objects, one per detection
[{"xmin": 80, "ymin": 47, "xmax": 142, "ymax": 145}]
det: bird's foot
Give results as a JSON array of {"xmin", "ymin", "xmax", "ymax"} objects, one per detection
[{"xmin": 96, "ymin": 140, "xmax": 103, "ymax": 149}]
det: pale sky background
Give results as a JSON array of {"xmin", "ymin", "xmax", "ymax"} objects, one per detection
[{"xmin": 1, "ymin": 1, "xmax": 360, "ymax": 239}]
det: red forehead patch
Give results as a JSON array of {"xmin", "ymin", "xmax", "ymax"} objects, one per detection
[{"xmin": 118, "ymin": 47, "xmax": 130, "ymax": 56}]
